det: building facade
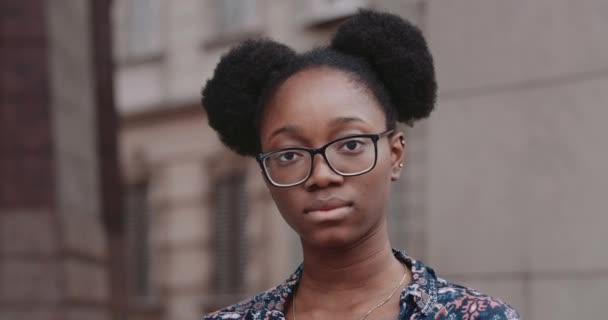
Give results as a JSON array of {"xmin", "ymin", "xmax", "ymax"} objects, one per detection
[{"xmin": 0, "ymin": 0, "xmax": 125, "ymax": 319}]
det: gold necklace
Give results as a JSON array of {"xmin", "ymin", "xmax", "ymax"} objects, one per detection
[{"xmin": 292, "ymin": 263, "xmax": 408, "ymax": 320}]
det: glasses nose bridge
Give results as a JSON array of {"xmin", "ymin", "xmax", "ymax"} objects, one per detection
[
  {"xmin": 309, "ymin": 144, "xmax": 331, "ymax": 164},
  {"xmin": 308, "ymin": 143, "xmax": 336, "ymax": 172},
  {"xmin": 304, "ymin": 145, "xmax": 344, "ymax": 189}
]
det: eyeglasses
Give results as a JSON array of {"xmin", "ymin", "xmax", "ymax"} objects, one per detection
[{"xmin": 256, "ymin": 129, "xmax": 394, "ymax": 187}]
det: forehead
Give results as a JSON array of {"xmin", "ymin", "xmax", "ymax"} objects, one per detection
[{"xmin": 260, "ymin": 67, "xmax": 386, "ymax": 139}]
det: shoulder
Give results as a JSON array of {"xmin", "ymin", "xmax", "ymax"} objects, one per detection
[
  {"xmin": 202, "ymin": 286, "xmax": 288, "ymax": 320},
  {"xmin": 432, "ymin": 279, "xmax": 521, "ymax": 320},
  {"xmin": 203, "ymin": 265, "xmax": 301, "ymax": 320},
  {"xmin": 202, "ymin": 299, "xmax": 251, "ymax": 320},
  {"xmin": 391, "ymin": 249, "xmax": 520, "ymax": 319}
]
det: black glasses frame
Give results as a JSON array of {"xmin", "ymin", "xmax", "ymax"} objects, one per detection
[{"xmin": 256, "ymin": 129, "xmax": 394, "ymax": 187}]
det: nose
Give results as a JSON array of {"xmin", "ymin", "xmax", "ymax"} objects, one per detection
[{"xmin": 304, "ymin": 153, "xmax": 344, "ymax": 190}]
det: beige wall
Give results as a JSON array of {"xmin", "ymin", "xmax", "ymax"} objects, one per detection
[{"xmin": 425, "ymin": 0, "xmax": 608, "ymax": 317}]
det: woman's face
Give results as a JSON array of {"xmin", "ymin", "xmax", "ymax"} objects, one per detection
[{"xmin": 259, "ymin": 67, "xmax": 405, "ymax": 249}]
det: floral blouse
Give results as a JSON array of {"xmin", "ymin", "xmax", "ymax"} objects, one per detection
[{"xmin": 203, "ymin": 249, "xmax": 520, "ymax": 320}]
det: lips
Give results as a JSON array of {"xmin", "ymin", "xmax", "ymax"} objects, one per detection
[{"xmin": 304, "ymin": 198, "xmax": 353, "ymax": 214}]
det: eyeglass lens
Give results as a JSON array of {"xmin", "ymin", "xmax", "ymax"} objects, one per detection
[{"xmin": 263, "ymin": 136, "xmax": 376, "ymax": 186}]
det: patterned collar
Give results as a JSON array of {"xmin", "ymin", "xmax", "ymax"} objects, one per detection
[
  {"xmin": 206, "ymin": 249, "xmax": 520, "ymax": 319},
  {"xmin": 261, "ymin": 249, "xmax": 438, "ymax": 317}
]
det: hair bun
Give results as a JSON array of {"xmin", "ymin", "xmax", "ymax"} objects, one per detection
[
  {"xmin": 331, "ymin": 9, "xmax": 437, "ymax": 124},
  {"xmin": 202, "ymin": 39, "xmax": 296, "ymax": 156}
]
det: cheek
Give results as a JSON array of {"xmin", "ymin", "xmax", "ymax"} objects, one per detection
[
  {"xmin": 360, "ymin": 171, "xmax": 391, "ymax": 200},
  {"xmin": 268, "ymin": 189, "xmax": 302, "ymax": 225},
  {"xmin": 371, "ymin": 149, "xmax": 394, "ymax": 182},
  {"xmin": 355, "ymin": 154, "xmax": 393, "ymax": 205}
]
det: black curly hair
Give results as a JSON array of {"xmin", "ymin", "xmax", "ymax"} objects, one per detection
[{"xmin": 202, "ymin": 9, "xmax": 437, "ymax": 157}]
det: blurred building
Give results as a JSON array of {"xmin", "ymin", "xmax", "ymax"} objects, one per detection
[{"xmin": 0, "ymin": 0, "xmax": 125, "ymax": 319}]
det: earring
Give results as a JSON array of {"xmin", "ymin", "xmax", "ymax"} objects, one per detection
[
  {"xmin": 400, "ymin": 138, "xmax": 405, "ymax": 146},
  {"xmin": 399, "ymin": 163, "xmax": 404, "ymax": 168}
]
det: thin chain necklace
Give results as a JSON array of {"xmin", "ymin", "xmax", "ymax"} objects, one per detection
[{"xmin": 292, "ymin": 263, "xmax": 408, "ymax": 320}]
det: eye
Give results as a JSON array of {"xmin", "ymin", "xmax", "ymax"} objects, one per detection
[
  {"xmin": 338, "ymin": 139, "xmax": 366, "ymax": 153},
  {"xmin": 344, "ymin": 140, "xmax": 360, "ymax": 150},
  {"xmin": 275, "ymin": 150, "xmax": 304, "ymax": 163}
]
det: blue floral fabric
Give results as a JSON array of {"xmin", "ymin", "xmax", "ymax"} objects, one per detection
[{"xmin": 203, "ymin": 249, "xmax": 520, "ymax": 320}]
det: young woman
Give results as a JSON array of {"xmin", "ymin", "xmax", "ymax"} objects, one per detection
[{"xmin": 201, "ymin": 10, "xmax": 520, "ymax": 320}]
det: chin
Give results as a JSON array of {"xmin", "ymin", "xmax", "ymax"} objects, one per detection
[{"xmin": 303, "ymin": 227, "xmax": 362, "ymax": 249}]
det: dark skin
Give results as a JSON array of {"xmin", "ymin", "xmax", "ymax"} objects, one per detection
[{"xmin": 259, "ymin": 67, "xmax": 411, "ymax": 320}]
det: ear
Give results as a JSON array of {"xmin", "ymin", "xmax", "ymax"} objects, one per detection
[{"xmin": 389, "ymin": 131, "xmax": 406, "ymax": 181}]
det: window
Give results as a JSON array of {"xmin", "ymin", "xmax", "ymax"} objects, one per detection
[
  {"xmin": 213, "ymin": 173, "xmax": 248, "ymax": 295},
  {"xmin": 125, "ymin": 180, "xmax": 154, "ymax": 300},
  {"xmin": 113, "ymin": 0, "xmax": 164, "ymax": 63},
  {"xmin": 216, "ymin": 0, "xmax": 259, "ymax": 36},
  {"xmin": 205, "ymin": 0, "xmax": 261, "ymax": 47},
  {"xmin": 300, "ymin": 0, "xmax": 368, "ymax": 26}
]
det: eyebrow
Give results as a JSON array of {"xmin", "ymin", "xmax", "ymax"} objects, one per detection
[
  {"xmin": 328, "ymin": 116, "xmax": 367, "ymax": 127},
  {"xmin": 268, "ymin": 116, "xmax": 368, "ymax": 140},
  {"xmin": 269, "ymin": 125, "xmax": 304, "ymax": 140}
]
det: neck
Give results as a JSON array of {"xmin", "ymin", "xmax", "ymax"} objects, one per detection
[{"xmin": 299, "ymin": 222, "xmax": 402, "ymax": 292}]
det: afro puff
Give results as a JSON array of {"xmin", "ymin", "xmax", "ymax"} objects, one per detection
[
  {"xmin": 201, "ymin": 9, "xmax": 436, "ymax": 157},
  {"xmin": 202, "ymin": 39, "xmax": 296, "ymax": 156},
  {"xmin": 331, "ymin": 9, "xmax": 436, "ymax": 123}
]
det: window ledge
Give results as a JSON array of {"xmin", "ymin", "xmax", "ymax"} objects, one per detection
[{"xmin": 115, "ymin": 52, "xmax": 165, "ymax": 67}]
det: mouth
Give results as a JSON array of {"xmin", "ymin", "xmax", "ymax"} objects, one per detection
[{"xmin": 303, "ymin": 199, "xmax": 354, "ymax": 220}]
